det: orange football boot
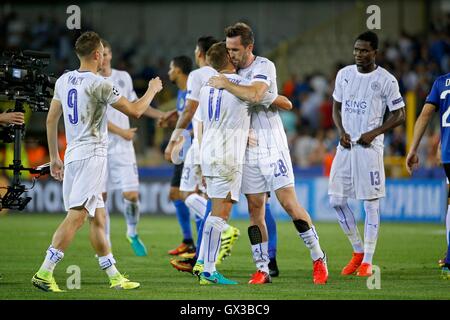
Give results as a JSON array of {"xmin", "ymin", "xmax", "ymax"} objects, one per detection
[
  {"xmin": 356, "ymin": 262, "xmax": 373, "ymax": 277},
  {"xmin": 248, "ymin": 270, "xmax": 272, "ymax": 284},
  {"xmin": 341, "ymin": 252, "xmax": 364, "ymax": 275}
]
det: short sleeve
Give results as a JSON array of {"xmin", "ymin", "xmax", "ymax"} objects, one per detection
[
  {"xmin": 53, "ymin": 78, "xmax": 61, "ymax": 101},
  {"xmin": 249, "ymin": 59, "xmax": 274, "ymax": 87},
  {"xmin": 95, "ymin": 79, "xmax": 121, "ymax": 105},
  {"xmin": 385, "ymin": 77, "xmax": 405, "ymax": 111},
  {"xmin": 125, "ymin": 72, "xmax": 138, "ymax": 102},
  {"xmin": 425, "ymin": 79, "xmax": 440, "ymax": 108},
  {"xmin": 332, "ymin": 70, "xmax": 343, "ymax": 103},
  {"xmin": 186, "ymin": 71, "xmax": 201, "ymax": 102}
]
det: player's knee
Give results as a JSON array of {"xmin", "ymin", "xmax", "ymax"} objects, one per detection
[
  {"xmin": 123, "ymin": 191, "xmax": 139, "ymax": 202},
  {"xmin": 179, "ymin": 191, "xmax": 191, "ymax": 201},
  {"xmin": 279, "ymin": 197, "xmax": 297, "ymax": 215},
  {"xmin": 247, "ymin": 195, "xmax": 265, "ymax": 211},
  {"xmin": 169, "ymin": 187, "xmax": 181, "ymax": 201},
  {"xmin": 330, "ymin": 196, "xmax": 347, "ymax": 209},
  {"xmin": 363, "ymin": 199, "xmax": 380, "ymax": 213}
]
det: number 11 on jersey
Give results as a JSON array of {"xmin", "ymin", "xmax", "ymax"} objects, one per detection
[{"xmin": 208, "ymin": 88, "xmax": 223, "ymax": 121}]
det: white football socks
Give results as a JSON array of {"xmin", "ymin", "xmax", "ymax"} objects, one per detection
[
  {"xmin": 123, "ymin": 199, "xmax": 139, "ymax": 237},
  {"xmin": 299, "ymin": 225, "xmax": 324, "ymax": 261},
  {"xmin": 330, "ymin": 196, "xmax": 364, "ymax": 253},
  {"xmin": 98, "ymin": 253, "xmax": 119, "ymax": 277},
  {"xmin": 251, "ymin": 241, "xmax": 270, "ymax": 273},
  {"xmin": 363, "ymin": 199, "xmax": 380, "ymax": 264},
  {"xmin": 39, "ymin": 245, "xmax": 64, "ymax": 274},
  {"xmin": 202, "ymin": 215, "xmax": 226, "ymax": 274}
]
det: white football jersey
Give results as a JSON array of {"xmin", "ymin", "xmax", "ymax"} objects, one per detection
[
  {"xmin": 53, "ymin": 70, "xmax": 121, "ymax": 164},
  {"xmin": 333, "ymin": 65, "xmax": 405, "ymax": 148},
  {"xmin": 200, "ymin": 73, "xmax": 251, "ymax": 177},
  {"xmin": 185, "ymin": 66, "xmax": 218, "ymax": 164},
  {"xmin": 105, "ymin": 69, "xmax": 138, "ymax": 155},
  {"xmin": 237, "ymin": 56, "xmax": 288, "ymax": 152}
]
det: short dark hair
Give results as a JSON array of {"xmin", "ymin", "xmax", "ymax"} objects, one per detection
[
  {"xmin": 197, "ymin": 36, "xmax": 218, "ymax": 55},
  {"xmin": 206, "ymin": 42, "xmax": 229, "ymax": 71},
  {"xmin": 224, "ymin": 22, "xmax": 254, "ymax": 47},
  {"xmin": 101, "ymin": 38, "xmax": 112, "ymax": 51},
  {"xmin": 171, "ymin": 56, "xmax": 193, "ymax": 75},
  {"xmin": 355, "ymin": 31, "xmax": 379, "ymax": 50},
  {"xmin": 75, "ymin": 31, "xmax": 102, "ymax": 57}
]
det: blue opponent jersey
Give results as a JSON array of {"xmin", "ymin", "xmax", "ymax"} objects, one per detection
[
  {"xmin": 426, "ymin": 73, "xmax": 450, "ymax": 163},
  {"xmin": 176, "ymin": 89, "xmax": 192, "ymax": 130}
]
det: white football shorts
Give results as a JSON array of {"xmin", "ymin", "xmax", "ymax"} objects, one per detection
[
  {"xmin": 105, "ymin": 152, "xmax": 139, "ymax": 193},
  {"xmin": 63, "ymin": 155, "xmax": 106, "ymax": 217},
  {"xmin": 204, "ymin": 171, "xmax": 242, "ymax": 202},
  {"xmin": 241, "ymin": 147, "xmax": 295, "ymax": 194},
  {"xmin": 328, "ymin": 143, "xmax": 386, "ymax": 200}
]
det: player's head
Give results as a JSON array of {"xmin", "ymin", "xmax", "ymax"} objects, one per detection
[
  {"xmin": 100, "ymin": 39, "xmax": 112, "ymax": 72},
  {"xmin": 168, "ymin": 56, "xmax": 193, "ymax": 83},
  {"xmin": 353, "ymin": 31, "xmax": 378, "ymax": 68},
  {"xmin": 74, "ymin": 31, "xmax": 104, "ymax": 71},
  {"xmin": 225, "ymin": 22, "xmax": 254, "ymax": 69},
  {"xmin": 195, "ymin": 36, "xmax": 218, "ymax": 67},
  {"xmin": 206, "ymin": 42, "xmax": 233, "ymax": 72}
]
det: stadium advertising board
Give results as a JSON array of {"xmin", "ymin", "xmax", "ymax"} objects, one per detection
[{"xmin": 21, "ymin": 174, "xmax": 446, "ymax": 222}]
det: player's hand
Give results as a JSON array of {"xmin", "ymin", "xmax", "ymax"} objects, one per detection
[
  {"xmin": 122, "ymin": 127, "xmax": 137, "ymax": 141},
  {"xmin": 158, "ymin": 110, "xmax": 177, "ymax": 128},
  {"xmin": 148, "ymin": 77, "xmax": 163, "ymax": 94},
  {"xmin": 207, "ymin": 74, "xmax": 229, "ymax": 89},
  {"xmin": 339, "ymin": 132, "xmax": 352, "ymax": 149},
  {"xmin": 405, "ymin": 151, "xmax": 419, "ymax": 175},
  {"xmin": 0, "ymin": 111, "xmax": 24, "ymax": 125},
  {"xmin": 50, "ymin": 158, "xmax": 64, "ymax": 181},
  {"xmin": 357, "ymin": 132, "xmax": 376, "ymax": 147},
  {"xmin": 164, "ymin": 140, "xmax": 175, "ymax": 162}
]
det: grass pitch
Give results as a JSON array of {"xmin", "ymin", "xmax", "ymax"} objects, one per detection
[{"xmin": 0, "ymin": 213, "xmax": 448, "ymax": 300}]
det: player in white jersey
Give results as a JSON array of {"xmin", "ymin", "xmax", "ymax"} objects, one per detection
[
  {"xmin": 99, "ymin": 39, "xmax": 166, "ymax": 257},
  {"xmin": 164, "ymin": 37, "xmax": 241, "ymax": 274},
  {"xmin": 195, "ymin": 42, "xmax": 251, "ymax": 285},
  {"xmin": 31, "ymin": 31, "xmax": 163, "ymax": 292},
  {"xmin": 329, "ymin": 31, "xmax": 405, "ymax": 277},
  {"xmin": 208, "ymin": 22, "xmax": 328, "ymax": 284}
]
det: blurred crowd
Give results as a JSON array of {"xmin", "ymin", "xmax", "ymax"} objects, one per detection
[{"xmin": 1, "ymin": 10, "xmax": 449, "ymax": 175}]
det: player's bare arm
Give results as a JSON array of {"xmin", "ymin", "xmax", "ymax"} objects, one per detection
[
  {"xmin": 208, "ymin": 73, "xmax": 268, "ymax": 104},
  {"xmin": 143, "ymin": 105, "xmax": 165, "ymax": 120},
  {"xmin": 107, "ymin": 121, "xmax": 137, "ymax": 141},
  {"xmin": 332, "ymin": 99, "xmax": 351, "ymax": 148},
  {"xmin": 46, "ymin": 99, "xmax": 64, "ymax": 181},
  {"xmin": 406, "ymin": 103, "xmax": 436, "ymax": 174},
  {"xmin": 272, "ymin": 95, "xmax": 292, "ymax": 110},
  {"xmin": 164, "ymin": 99, "xmax": 199, "ymax": 162},
  {"xmin": 357, "ymin": 107, "xmax": 405, "ymax": 147},
  {"xmin": 112, "ymin": 77, "xmax": 163, "ymax": 119}
]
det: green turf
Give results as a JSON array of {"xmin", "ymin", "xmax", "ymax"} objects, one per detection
[{"xmin": 0, "ymin": 213, "xmax": 448, "ymax": 300}]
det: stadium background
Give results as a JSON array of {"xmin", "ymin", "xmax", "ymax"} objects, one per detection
[{"xmin": 0, "ymin": 0, "xmax": 449, "ymax": 223}]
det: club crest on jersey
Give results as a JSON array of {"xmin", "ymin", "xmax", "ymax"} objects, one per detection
[
  {"xmin": 118, "ymin": 79, "xmax": 125, "ymax": 88},
  {"xmin": 371, "ymin": 81, "xmax": 381, "ymax": 91}
]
